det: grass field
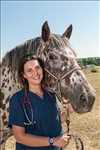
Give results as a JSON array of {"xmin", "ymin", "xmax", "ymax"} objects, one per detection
[
  {"xmin": 5, "ymin": 67, "xmax": 100, "ymax": 150},
  {"xmin": 66, "ymin": 66, "xmax": 100, "ymax": 150}
]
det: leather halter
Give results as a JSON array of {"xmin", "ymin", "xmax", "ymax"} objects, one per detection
[
  {"xmin": 44, "ymin": 65, "xmax": 81, "ymax": 134},
  {"xmin": 44, "ymin": 66, "xmax": 81, "ymax": 102}
]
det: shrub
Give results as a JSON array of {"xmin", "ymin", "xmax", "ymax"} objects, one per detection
[{"xmin": 90, "ymin": 65, "xmax": 98, "ymax": 73}]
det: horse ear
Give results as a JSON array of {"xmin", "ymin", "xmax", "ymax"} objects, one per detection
[
  {"xmin": 42, "ymin": 21, "xmax": 50, "ymax": 42},
  {"xmin": 62, "ymin": 24, "xmax": 73, "ymax": 39}
]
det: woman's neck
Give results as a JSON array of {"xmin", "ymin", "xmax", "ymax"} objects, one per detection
[{"xmin": 29, "ymin": 84, "xmax": 43, "ymax": 97}]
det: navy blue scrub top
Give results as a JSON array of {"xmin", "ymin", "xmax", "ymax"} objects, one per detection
[{"xmin": 8, "ymin": 89, "xmax": 63, "ymax": 150}]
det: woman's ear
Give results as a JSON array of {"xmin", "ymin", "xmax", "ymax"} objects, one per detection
[{"xmin": 23, "ymin": 74, "xmax": 27, "ymax": 79}]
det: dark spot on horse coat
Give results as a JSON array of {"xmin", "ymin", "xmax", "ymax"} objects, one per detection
[
  {"xmin": 2, "ymin": 68, "xmax": 6, "ymax": 75},
  {"xmin": 0, "ymin": 90, "xmax": 4, "ymax": 108},
  {"xmin": 76, "ymin": 71, "xmax": 80, "ymax": 76},
  {"xmin": 7, "ymin": 79, "xmax": 9, "ymax": 84},
  {"xmin": 2, "ymin": 104, "xmax": 6, "ymax": 110},
  {"xmin": 2, "ymin": 83, "xmax": 5, "ymax": 88},
  {"xmin": 4, "ymin": 120, "xmax": 8, "ymax": 126},
  {"xmin": 8, "ymin": 87, "xmax": 12, "ymax": 91},
  {"xmin": 74, "ymin": 82, "xmax": 77, "ymax": 86},
  {"xmin": 2, "ymin": 112, "xmax": 7, "ymax": 121},
  {"xmin": 5, "ymin": 96, "xmax": 10, "ymax": 103},
  {"xmin": 61, "ymin": 54, "xmax": 69, "ymax": 63},
  {"xmin": 0, "ymin": 89, "xmax": 4, "ymax": 102},
  {"xmin": 3, "ymin": 79, "xmax": 5, "ymax": 82},
  {"xmin": 72, "ymin": 78, "xmax": 74, "ymax": 82},
  {"xmin": 2, "ymin": 112, "xmax": 8, "ymax": 125},
  {"xmin": 65, "ymin": 78, "xmax": 70, "ymax": 85},
  {"xmin": 3, "ymin": 78, "xmax": 8, "ymax": 82},
  {"xmin": 10, "ymin": 76, "xmax": 12, "ymax": 80},
  {"xmin": 7, "ymin": 107, "xmax": 10, "ymax": 113},
  {"xmin": 7, "ymin": 69, "xmax": 10, "ymax": 74}
]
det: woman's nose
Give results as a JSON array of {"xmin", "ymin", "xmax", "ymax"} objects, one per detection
[{"xmin": 32, "ymin": 69, "xmax": 38, "ymax": 76}]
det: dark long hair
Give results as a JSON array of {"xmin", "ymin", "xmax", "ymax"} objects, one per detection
[
  {"xmin": 18, "ymin": 54, "xmax": 45, "ymax": 91},
  {"xmin": 18, "ymin": 54, "xmax": 46, "ymax": 116}
]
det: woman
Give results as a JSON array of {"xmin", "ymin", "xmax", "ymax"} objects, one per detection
[{"xmin": 8, "ymin": 54, "xmax": 70, "ymax": 150}]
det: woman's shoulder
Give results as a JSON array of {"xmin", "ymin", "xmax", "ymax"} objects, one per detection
[
  {"xmin": 10, "ymin": 89, "xmax": 24, "ymax": 104},
  {"xmin": 11, "ymin": 89, "xmax": 24, "ymax": 98}
]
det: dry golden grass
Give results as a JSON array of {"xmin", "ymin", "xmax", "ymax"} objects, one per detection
[
  {"xmin": 5, "ymin": 67, "xmax": 100, "ymax": 150},
  {"xmin": 66, "ymin": 67, "xmax": 100, "ymax": 150}
]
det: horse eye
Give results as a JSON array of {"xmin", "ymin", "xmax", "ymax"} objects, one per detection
[
  {"xmin": 49, "ymin": 54, "xmax": 56, "ymax": 60},
  {"xmin": 61, "ymin": 55, "xmax": 65, "ymax": 60}
]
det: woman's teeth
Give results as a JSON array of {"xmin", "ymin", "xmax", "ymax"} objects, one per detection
[{"xmin": 32, "ymin": 76, "xmax": 40, "ymax": 80}]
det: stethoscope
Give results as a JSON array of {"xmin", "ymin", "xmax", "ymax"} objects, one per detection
[
  {"xmin": 22, "ymin": 92, "xmax": 35, "ymax": 126},
  {"xmin": 21, "ymin": 89, "xmax": 52, "ymax": 127}
]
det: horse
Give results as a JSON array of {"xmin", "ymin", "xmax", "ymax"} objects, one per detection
[{"xmin": 0, "ymin": 21, "xmax": 95, "ymax": 149}]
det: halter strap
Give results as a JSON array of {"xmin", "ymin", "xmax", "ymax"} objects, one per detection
[
  {"xmin": 44, "ymin": 65, "xmax": 81, "ymax": 137},
  {"xmin": 44, "ymin": 66, "xmax": 81, "ymax": 102}
]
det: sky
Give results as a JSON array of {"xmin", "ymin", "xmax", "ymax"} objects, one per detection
[{"xmin": 1, "ymin": 1, "xmax": 100, "ymax": 59}]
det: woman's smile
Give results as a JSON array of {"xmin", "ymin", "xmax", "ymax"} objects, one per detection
[
  {"xmin": 23, "ymin": 60, "xmax": 43, "ymax": 85},
  {"xmin": 32, "ymin": 74, "xmax": 41, "ymax": 80}
]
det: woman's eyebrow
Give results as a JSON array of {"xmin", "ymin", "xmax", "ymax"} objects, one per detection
[
  {"xmin": 27, "ymin": 68, "xmax": 32, "ymax": 70},
  {"xmin": 27, "ymin": 64, "xmax": 40, "ymax": 69}
]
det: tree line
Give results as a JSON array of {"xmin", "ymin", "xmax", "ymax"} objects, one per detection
[{"xmin": 77, "ymin": 57, "xmax": 100, "ymax": 67}]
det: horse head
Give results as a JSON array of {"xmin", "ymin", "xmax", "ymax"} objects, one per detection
[{"xmin": 36, "ymin": 21, "xmax": 96, "ymax": 113}]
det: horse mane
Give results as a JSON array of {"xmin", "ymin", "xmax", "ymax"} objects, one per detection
[
  {"xmin": 1, "ymin": 34, "xmax": 75, "ymax": 72},
  {"xmin": 1, "ymin": 38, "xmax": 39, "ymax": 71}
]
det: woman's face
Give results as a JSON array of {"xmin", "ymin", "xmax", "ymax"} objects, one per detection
[{"xmin": 23, "ymin": 59, "xmax": 43, "ymax": 86}]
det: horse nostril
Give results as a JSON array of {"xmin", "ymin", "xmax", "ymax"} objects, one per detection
[
  {"xmin": 90, "ymin": 95, "xmax": 95, "ymax": 105},
  {"xmin": 92, "ymin": 95, "xmax": 95, "ymax": 101},
  {"xmin": 80, "ymin": 94, "xmax": 87, "ymax": 103}
]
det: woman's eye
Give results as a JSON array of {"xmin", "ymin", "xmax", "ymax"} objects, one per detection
[
  {"xmin": 27, "ymin": 69, "xmax": 32, "ymax": 72},
  {"xmin": 36, "ymin": 66, "xmax": 41, "ymax": 70}
]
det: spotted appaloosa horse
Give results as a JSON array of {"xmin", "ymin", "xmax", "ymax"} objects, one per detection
[{"xmin": 0, "ymin": 21, "xmax": 95, "ymax": 149}]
